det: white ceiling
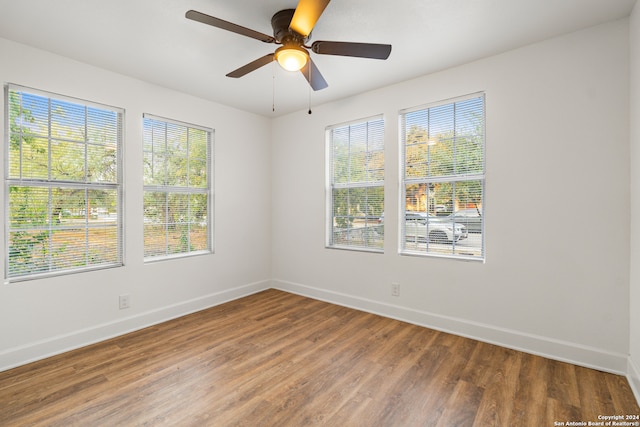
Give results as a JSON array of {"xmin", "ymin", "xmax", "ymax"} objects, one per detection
[{"xmin": 0, "ymin": 0, "xmax": 636, "ymax": 117}]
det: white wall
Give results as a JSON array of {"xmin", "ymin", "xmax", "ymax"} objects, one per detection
[
  {"xmin": 629, "ymin": 0, "xmax": 640, "ymax": 402},
  {"xmin": 0, "ymin": 38, "xmax": 272, "ymax": 370},
  {"xmin": 272, "ymin": 19, "xmax": 631, "ymax": 373}
]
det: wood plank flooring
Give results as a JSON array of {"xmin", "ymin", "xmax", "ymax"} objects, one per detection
[{"xmin": 0, "ymin": 289, "xmax": 638, "ymax": 426}]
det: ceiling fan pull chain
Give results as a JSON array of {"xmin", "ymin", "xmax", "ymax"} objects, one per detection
[
  {"xmin": 272, "ymin": 64, "xmax": 276, "ymax": 113},
  {"xmin": 308, "ymin": 65, "xmax": 312, "ymax": 114}
]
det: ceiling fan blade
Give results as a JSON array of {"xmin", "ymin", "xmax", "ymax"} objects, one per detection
[
  {"xmin": 289, "ymin": 0, "xmax": 331, "ymax": 37},
  {"xmin": 186, "ymin": 10, "xmax": 276, "ymax": 43},
  {"xmin": 300, "ymin": 57, "xmax": 328, "ymax": 91},
  {"xmin": 311, "ymin": 41, "xmax": 392, "ymax": 59},
  {"xmin": 226, "ymin": 54, "xmax": 275, "ymax": 78}
]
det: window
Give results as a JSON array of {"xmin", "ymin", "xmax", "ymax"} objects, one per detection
[
  {"xmin": 5, "ymin": 85, "xmax": 123, "ymax": 281},
  {"xmin": 143, "ymin": 114, "xmax": 212, "ymax": 260},
  {"xmin": 326, "ymin": 116, "xmax": 384, "ymax": 251},
  {"xmin": 400, "ymin": 93, "xmax": 485, "ymax": 260}
]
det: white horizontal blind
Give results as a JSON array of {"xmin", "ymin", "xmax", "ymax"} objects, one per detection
[
  {"xmin": 143, "ymin": 114, "xmax": 212, "ymax": 260},
  {"xmin": 327, "ymin": 116, "xmax": 384, "ymax": 251},
  {"xmin": 5, "ymin": 85, "xmax": 123, "ymax": 280},
  {"xmin": 401, "ymin": 93, "xmax": 485, "ymax": 260}
]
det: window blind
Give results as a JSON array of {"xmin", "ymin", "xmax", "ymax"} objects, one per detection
[
  {"xmin": 400, "ymin": 93, "xmax": 485, "ymax": 260},
  {"xmin": 5, "ymin": 85, "xmax": 123, "ymax": 280},
  {"xmin": 327, "ymin": 116, "xmax": 384, "ymax": 251},
  {"xmin": 143, "ymin": 114, "xmax": 212, "ymax": 260}
]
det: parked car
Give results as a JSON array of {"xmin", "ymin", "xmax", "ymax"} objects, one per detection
[
  {"xmin": 404, "ymin": 212, "xmax": 468, "ymax": 243},
  {"xmin": 446, "ymin": 208, "xmax": 482, "ymax": 233}
]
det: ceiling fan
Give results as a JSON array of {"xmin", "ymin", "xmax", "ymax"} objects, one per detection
[{"xmin": 185, "ymin": 0, "xmax": 392, "ymax": 91}]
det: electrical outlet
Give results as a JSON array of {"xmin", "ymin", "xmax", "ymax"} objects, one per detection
[
  {"xmin": 119, "ymin": 294, "xmax": 130, "ymax": 310},
  {"xmin": 391, "ymin": 283, "xmax": 400, "ymax": 297}
]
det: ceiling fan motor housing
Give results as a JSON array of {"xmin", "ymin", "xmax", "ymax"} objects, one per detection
[{"xmin": 271, "ymin": 9, "xmax": 309, "ymax": 44}]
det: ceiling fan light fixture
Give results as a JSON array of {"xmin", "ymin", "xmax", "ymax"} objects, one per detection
[{"xmin": 275, "ymin": 45, "xmax": 308, "ymax": 71}]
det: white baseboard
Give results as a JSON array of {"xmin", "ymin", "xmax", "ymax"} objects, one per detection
[
  {"xmin": 0, "ymin": 280, "xmax": 270, "ymax": 373},
  {"xmin": 272, "ymin": 279, "xmax": 629, "ymax": 375},
  {"xmin": 629, "ymin": 357, "xmax": 640, "ymax": 405},
  {"xmin": 2, "ymin": 279, "xmax": 631, "ymax": 382}
]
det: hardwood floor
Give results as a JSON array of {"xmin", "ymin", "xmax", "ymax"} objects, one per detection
[{"xmin": 0, "ymin": 289, "xmax": 638, "ymax": 426}]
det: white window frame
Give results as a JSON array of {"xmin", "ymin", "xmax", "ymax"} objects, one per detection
[
  {"xmin": 399, "ymin": 93, "xmax": 485, "ymax": 261},
  {"xmin": 142, "ymin": 114, "xmax": 213, "ymax": 261},
  {"xmin": 4, "ymin": 84, "xmax": 124, "ymax": 281},
  {"xmin": 326, "ymin": 115, "xmax": 385, "ymax": 253}
]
